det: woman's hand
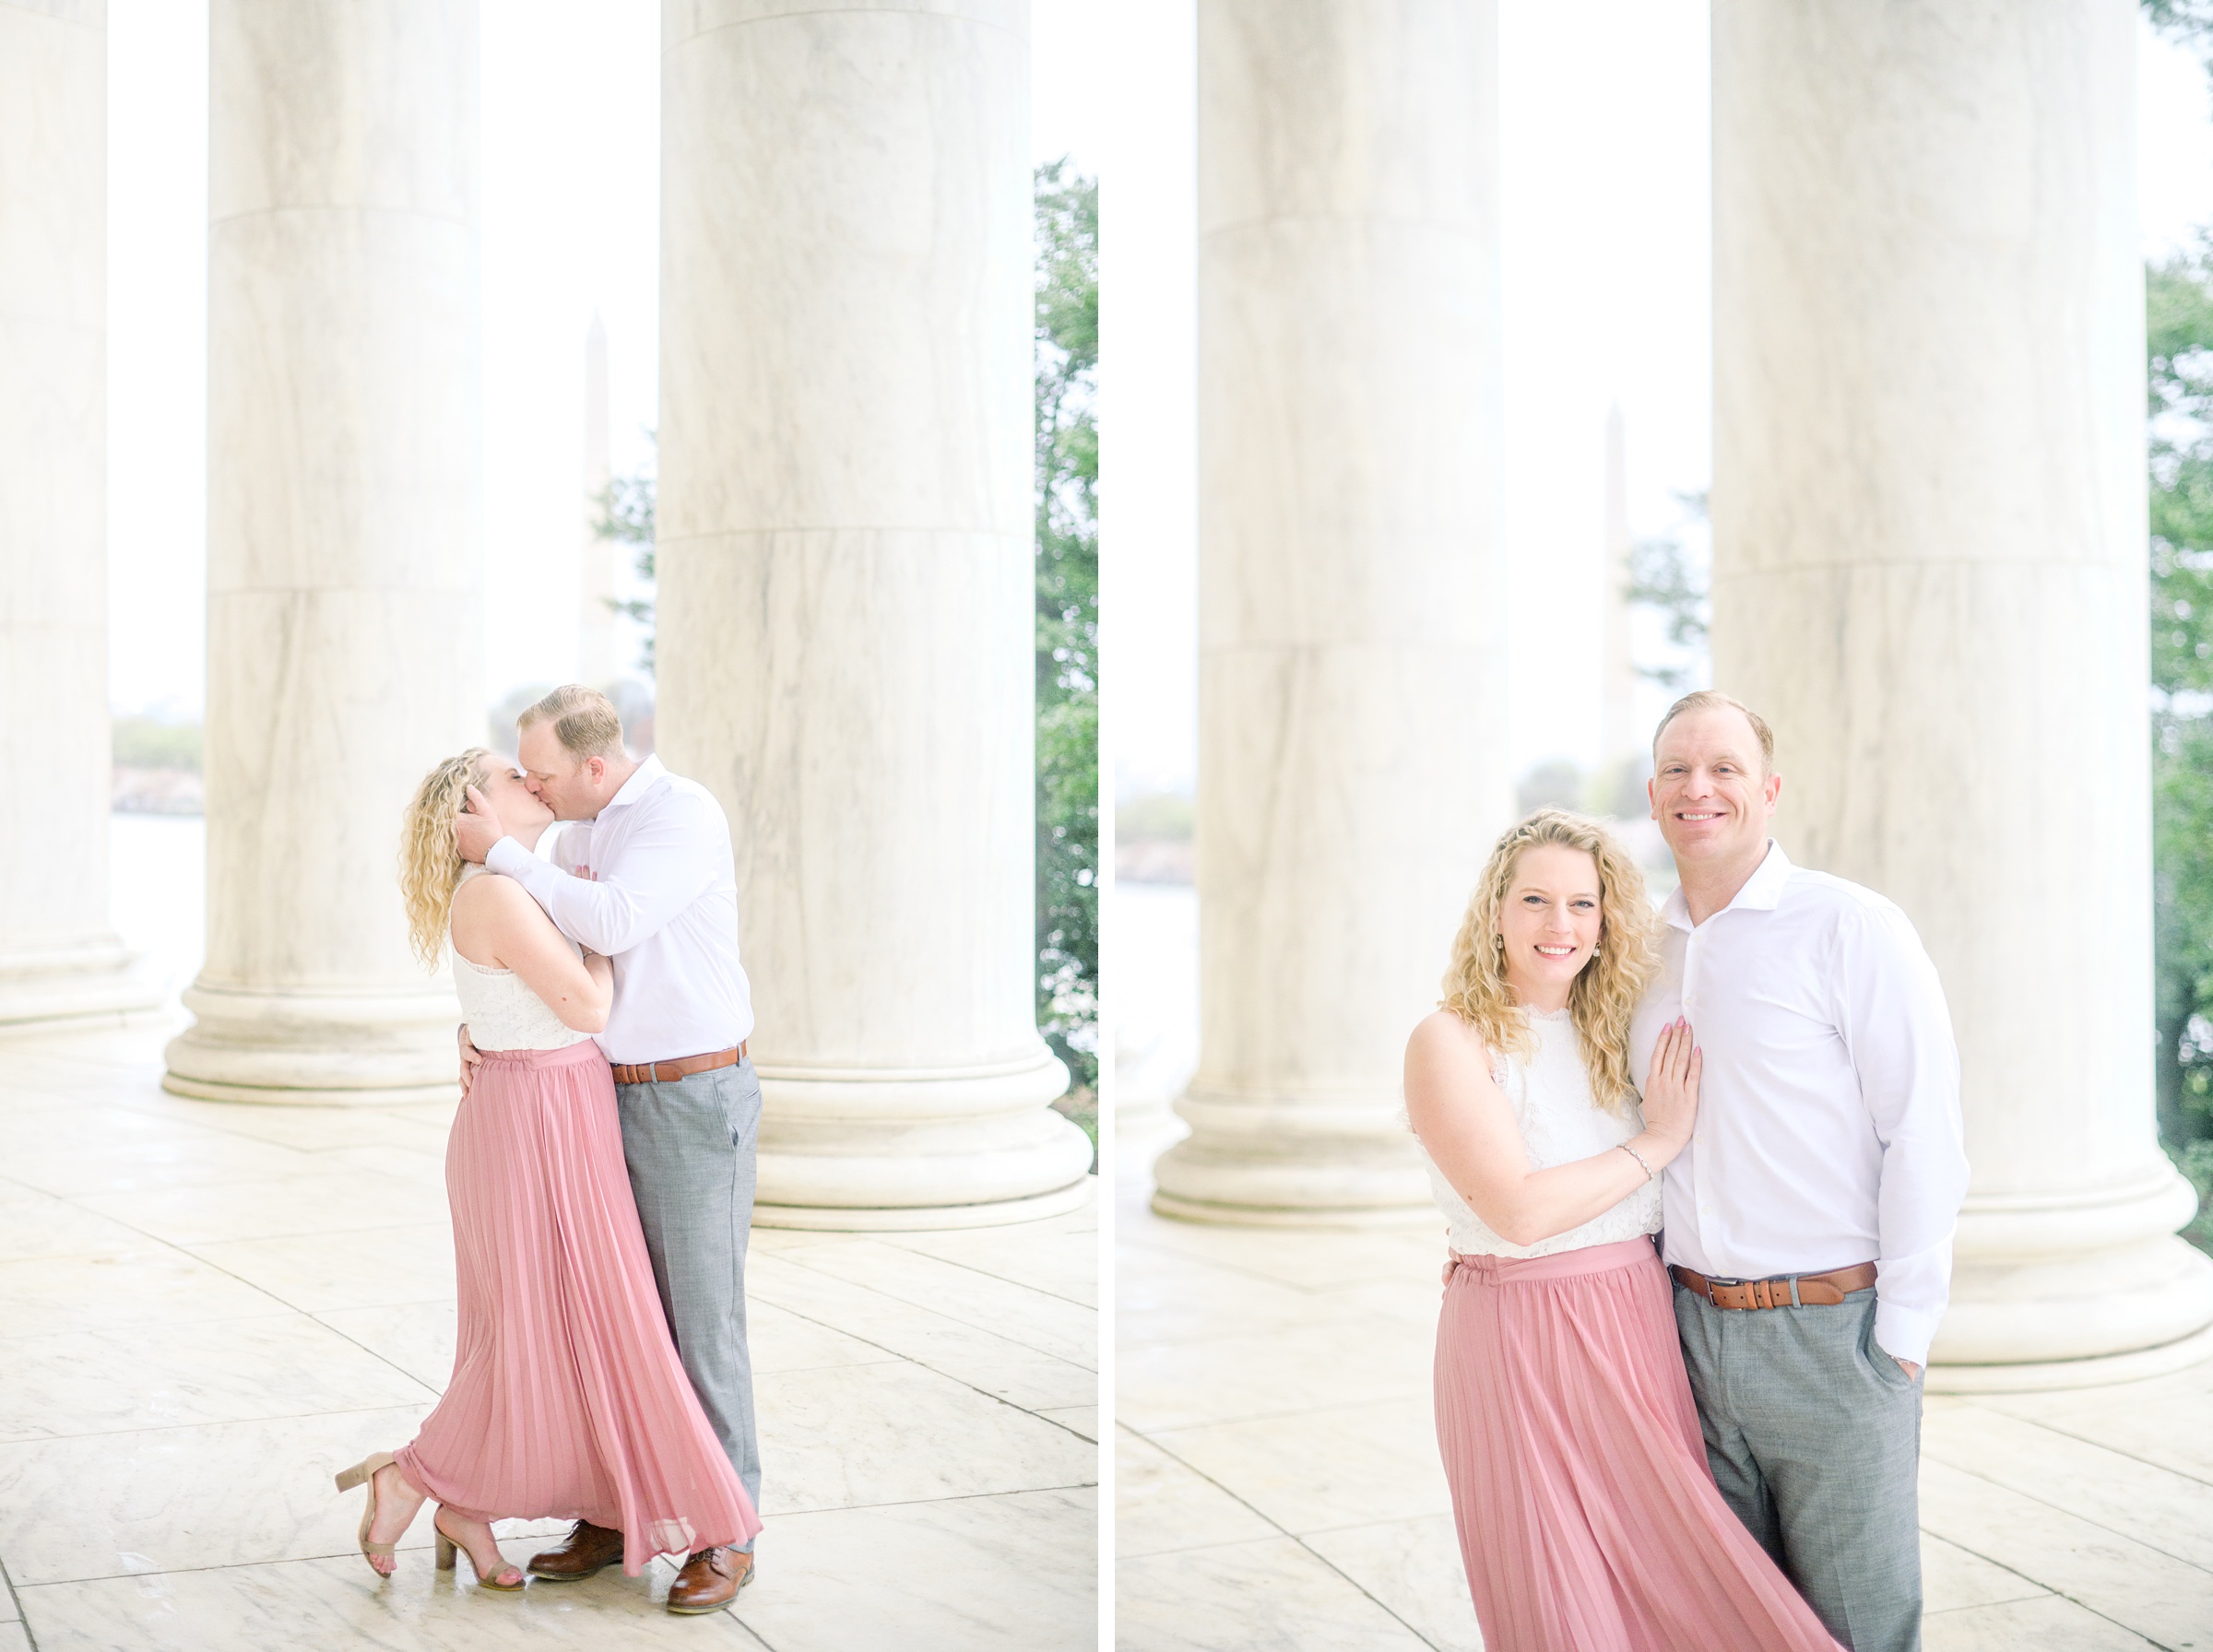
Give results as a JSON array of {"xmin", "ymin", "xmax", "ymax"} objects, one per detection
[
  {"xmin": 456, "ymin": 1023, "xmax": 481, "ymax": 1097},
  {"xmin": 1637, "ymin": 1018, "xmax": 1701, "ymax": 1166}
]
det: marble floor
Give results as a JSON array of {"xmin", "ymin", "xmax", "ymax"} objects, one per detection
[
  {"xmin": 0, "ymin": 1021, "xmax": 1098, "ymax": 1652},
  {"xmin": 1115, "ymin": 1114, "xmax": 2213, "ymax": 1652}
]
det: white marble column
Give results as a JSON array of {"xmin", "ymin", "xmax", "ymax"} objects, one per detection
[
  {"xmin": 0, "ymin": 2, "xmax": 161, "ymax": 1034},
  {"xmin": 163, "ymin": 0, "xmax": 482, "ymax": 1103},
  {"xmin": 1713, "ymin": 0, "xmax": 2213, "ymax": 1385},
  {"xmin": 1151, "ymin": 0, "xmax": 1508, "ymax": 1222},
  {"xmin": 657, "ymin": 0, "xmax": 1092, "ymax": 1226}
]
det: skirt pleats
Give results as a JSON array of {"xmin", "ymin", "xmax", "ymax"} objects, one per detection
[
  {"xmin": 1435, "ymin": 1238, "xmax": 1840, "ymax": 1651},
  {"xmin": 395, "ymin": 1041, "xmax": 760, "ymax": 1570}
]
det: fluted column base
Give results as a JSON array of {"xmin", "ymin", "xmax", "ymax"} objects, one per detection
[
  {"xmin": 1928, "ymin": 1161, "xmax": 2213, "ymax": 1389},
  {"xmin": 162, "ymin": 979, "xmax": 463, "ymax": 1105},
  {"xmin": 754, "ymin": 1048, "xmax": 1092, "ymax": 1230},
  {"xmin": 1928, "ymin": 1318, "xmax": 2213, "ymax": 1394},
  {"xmin": 1149, "ymin": 1087, "xmax": 1432, "ymax": 1225},
  {"xmin": 0, "ymin": 935, "xmax": 165, "ymax": 1035}
]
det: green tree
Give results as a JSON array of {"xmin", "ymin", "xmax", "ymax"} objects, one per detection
[
  {"xmin": 1625, "ymin": 490, "xmax": 1711, "ymax": 690},
  {"xmin": 2147, "ymin": 245, "xmax": 2213, "ymax": 1237},
  {"xmin": 2148, "ymin": 0, "xmax": 2213, "ymax": 54},
  {"xmin": 1034, "ymin": 159, "xmax": 1100, "ymax": 1100},
  {"xmin": 594, "ymin": 442, "xmax": 657, "ymax": 677}
]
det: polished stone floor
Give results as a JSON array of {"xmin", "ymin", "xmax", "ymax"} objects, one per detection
[
  {"xmin": 0, "ymin": 1021, "xmax": 1098, "ymax": 1652},
  {"xmin": 1115, "ymin": 1114, "xmax": 2213, "ymax": 1652}
]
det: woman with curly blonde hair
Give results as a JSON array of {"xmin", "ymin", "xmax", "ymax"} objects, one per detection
[
  {"xmin": 1406, "ymin": 810, "xmax": 1841, "ymax": 1651},
  {"xmin": 333, "ymin": 749, "xmax": 759, "ymax": 1596}
]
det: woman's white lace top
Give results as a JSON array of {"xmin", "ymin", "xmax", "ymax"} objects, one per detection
[
  {"xmin": 450, "ymin": 866, "xmax": 593, "ymax": 1053},
  {"xmin": 1415, "ymin": 1008, "xmax": 1662, "ymax": 1258}
]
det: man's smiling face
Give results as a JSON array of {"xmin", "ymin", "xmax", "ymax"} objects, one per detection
[{"xmin": 1650, "ymin": 704, "xmax": 1781, "ymax": 868}]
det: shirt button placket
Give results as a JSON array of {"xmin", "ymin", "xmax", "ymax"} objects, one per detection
[
  {"xmin": 1685, "ymin": 933, "xmax": 1712, "ymax": 1253},
  {"xmin": 1699, "ymin": 928, "xmax": 1717, "ymax": 1238}
]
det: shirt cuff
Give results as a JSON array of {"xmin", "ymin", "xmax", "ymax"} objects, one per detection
[
  {"xmin": 1873, "ymin": 1299, "xmax": 1941, "ymax": 1367},
  {"xmin": 483, "ymin": 836, "xmax": 529, "ymax": 879}
]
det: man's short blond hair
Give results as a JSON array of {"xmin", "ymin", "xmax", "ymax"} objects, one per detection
[
  {"xmin": 1652, "ymin": 689, "xmax": 1775, "ymax": 774},
  {"xmin": 519, "ymin": 684, "xmax": 626, "ymax": 761}
]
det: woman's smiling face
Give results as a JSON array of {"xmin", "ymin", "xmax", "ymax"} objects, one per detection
[{"xmin": 1497, "ymin": 842, "xmax": 1604, "ymax": 997}]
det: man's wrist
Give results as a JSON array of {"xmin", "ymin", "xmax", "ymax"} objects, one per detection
[{"xmin": 1872, "ymin": 1298, "xmax": 1939, "ymax": 1369}]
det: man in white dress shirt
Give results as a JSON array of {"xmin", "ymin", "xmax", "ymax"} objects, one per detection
[
  {"xmin": 1627, "ymin": 690, "xmax": 1970, "ymax": 1652},
  {"xmin": 455, "ymin": 685, "xmax": 762, "ymax": 1615}
]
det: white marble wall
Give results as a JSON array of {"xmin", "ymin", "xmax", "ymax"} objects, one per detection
[
  {"xmin": 163, "ymin": 0, "xmax": 482, "ymax": 1104},
  {"xmin": 1712, "ymin": 0, "xmax": 2213, "ymax": 1377},
  {"xmin": 0, "ymin": 0, "xmax": 161, "ymax": 1033},
  {"xmin": 1151, "ymin": 0, "xmax": 1509, "ymax": 1221},
  {"xmin": 657, "ymin": 0, "xmax": 1091, "ymax": 1226}
]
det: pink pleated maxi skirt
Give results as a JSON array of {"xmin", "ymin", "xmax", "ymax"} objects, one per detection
[
  {"xmin": 394, "ymin": 1041, "xmax": 761, "ymax": 1571},
  {"xmin": 1434, "ymin": 1238, "xmax": 1841, "ymax": 1652}
]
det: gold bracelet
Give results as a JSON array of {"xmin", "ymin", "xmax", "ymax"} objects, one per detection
[{"xmin": 1617, "ymin": 1141, "xmax": 1656, "ymax": 1182}]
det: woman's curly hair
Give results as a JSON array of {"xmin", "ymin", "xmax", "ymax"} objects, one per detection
[
  {"xmin": 1439, "ymin": 808, "xmax": 1661, "ymax": 1116},
  {"xmin": 398, "ymin": 748, "xmax": 493, "ymax": 970}
]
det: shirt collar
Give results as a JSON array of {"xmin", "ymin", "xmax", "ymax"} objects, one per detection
[
  {"xmin": 604, "ymin": 753, "xmax": 666, "ymax": 815},
  {"xmin": 1663, "ymin": 838, "xmax": 1792, "ymax": 931}
]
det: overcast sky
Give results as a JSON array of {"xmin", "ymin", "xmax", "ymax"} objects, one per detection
[{"xmin": 105, "ymin": 5, "xmax": 2213, "ymax": 795}]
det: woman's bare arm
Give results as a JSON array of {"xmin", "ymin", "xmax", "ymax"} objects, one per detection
[
  {"xmin": 450, "ymin": 876, "xmax": 612, "ymax": 1033},
  {"xmin": 1403, "ymin": 1011, "xmax": 1700, "ymax": 1248}
]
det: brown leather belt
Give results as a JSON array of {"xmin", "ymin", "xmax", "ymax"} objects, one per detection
[
  {"xmin": 609, "ymin": 1042, "xmax": 748, "ymax": 1086},
  {"xmin": 1670, "ymin": 1262, "xmax": 1877, "ymax": 1311}
]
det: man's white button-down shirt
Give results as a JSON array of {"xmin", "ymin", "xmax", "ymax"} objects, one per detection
[
  {"xmin": 1627, "ymin": 841, "xmax": 1970, "ymax": 1365},
  {"xmin": 486, "ymin": 755, "xmax": 755, "ymax": 1066}
]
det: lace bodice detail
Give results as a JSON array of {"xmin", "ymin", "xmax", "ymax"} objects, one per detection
[
  {"xmin": 451, "ymin": 866, "xmax": 593, "ymax": 1053},
  {"xmin": 1416, "ymin": 1009, "xmax": 1662, "ymax": 1258}
]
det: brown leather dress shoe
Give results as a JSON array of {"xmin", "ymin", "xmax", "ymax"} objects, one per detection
[
  {"xmin": 526, "ymin": 1519, "xmax": 626, "ymax": 1581},
  {"xmin": 667, "ymin": 1546, "xmax": 754, "ymax": 1615}
]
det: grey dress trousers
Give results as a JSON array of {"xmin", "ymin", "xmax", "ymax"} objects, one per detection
[
  {"xmin": 1675, "ymin": 1280, "xmax": 1925, "ymax": 1652},
  {"xmin": 615, "ymin": 1057, "xmax": 764, "ymax": 1549}
]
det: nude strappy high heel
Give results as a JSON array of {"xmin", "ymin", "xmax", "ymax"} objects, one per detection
[
  {"xmin": 334, "ymin": 1452, "xmax": 404, "ymax": 1576},
  {"xmin": 434, "ymin": 1506, "xmax": 527, "ymax": 1591}
]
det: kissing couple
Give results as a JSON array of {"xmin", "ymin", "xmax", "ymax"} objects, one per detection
[
  {"xmin": 333, "ymin": 684, "xmax": 765, "ymax": 1616},
  {"xmin": 1406, "ymin": 690, "xmax": 1972, "ymax": 1652}
]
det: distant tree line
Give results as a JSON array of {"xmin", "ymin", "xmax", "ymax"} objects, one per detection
[{"xmin": 112, "ymin": 716, "xmax": 201, "ymax": 772}]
